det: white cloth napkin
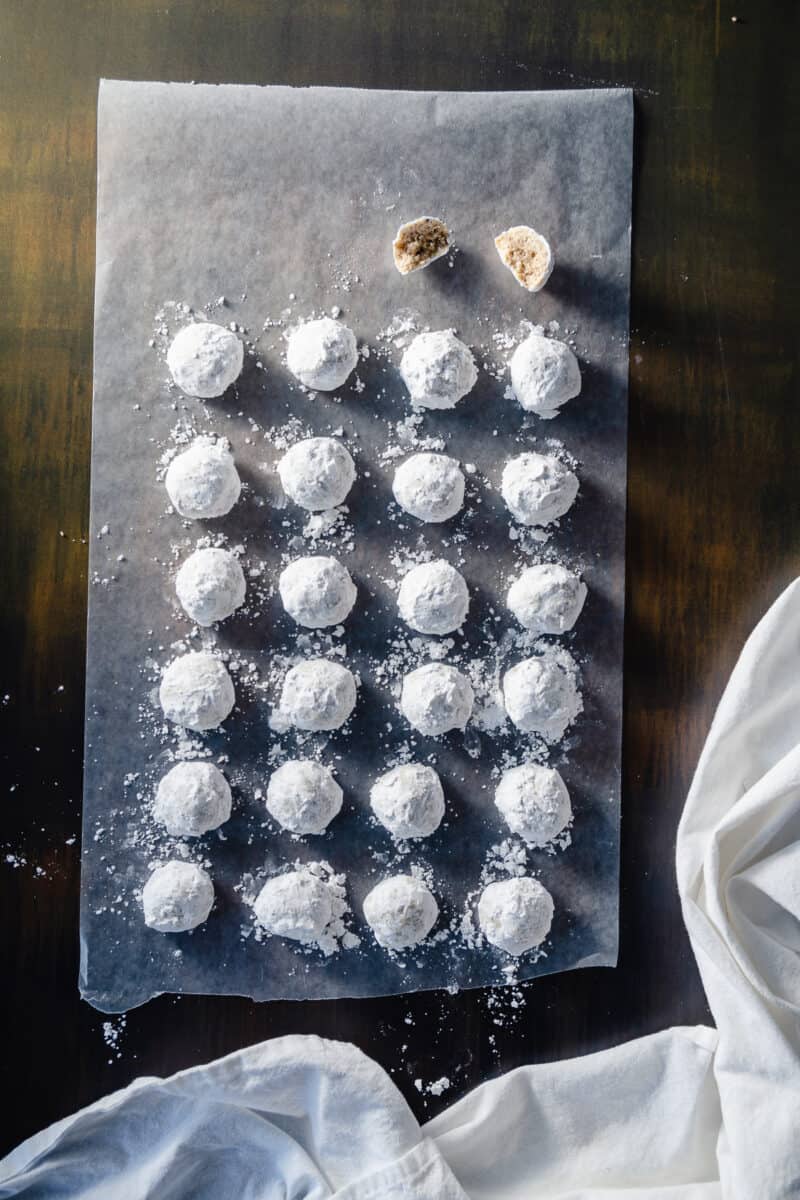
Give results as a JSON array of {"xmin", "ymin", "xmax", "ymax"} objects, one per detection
[{"xmin": 3, "ymin": 581, "xmax": 799, "ymax": 1198}]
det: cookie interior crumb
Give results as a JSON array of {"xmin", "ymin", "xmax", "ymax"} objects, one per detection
[
  {"xmin": 494, "ymin": 225, "xmax": 553, "ymax": 292},
  {"xmin": 393, "ymin": 217, "xmax": 450, "ymax": 274}
]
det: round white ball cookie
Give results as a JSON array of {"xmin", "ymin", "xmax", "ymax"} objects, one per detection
[
  {"xmin": 502, "ymin": 655, "xmax": 581, "ymax": 741},
  {"xmin": 509, "ymin": 333, "xmax": 581, "ymax": 419},
  {"xmin": 175, "ymin": 547, "xmax": 246, "ymax": 626},
  {"xmin": 165, "ymin": 437, "xmax": 241, "ymax": 520},
  {"xmin": 400, "ymin": 662, "xmax": 474, "ymax": 736},
  {"xmin": 478, "ymin": 876, "xmax": 554, "ymax": 955},
  {"xmin": 159, "ymin": 651, "xmax": 235, "ymax": 732},
  {"xmin": 266, "ymin": 760, "xmax": 343, "ymax": 835},
  {"xmin": 277, "ymin": 437, "xmax": 356, "ymax": 511},
  {"xmin": 370, "ymin": 763, "xmax": 445, "ymax": 839},
  {"xmin": 167, "ymin": 322, "xmax": 244, "ymax": 399},
  {"xmin": 280, "ymin": 658, "xmax": 357, "ymax": 731},
  {"xmin": 279, "ymin": 555, "xmax": 356, "ymax": 629},
  {"xmin": 392, "ymin": 452, "xmax": 465, "ymax": 523},
  {"xmin": 400, "ymin": 330, "xmax": 477, "ymax": 410},
  {"xmin": 142, "ymin": 861, "xmax": 215, "ymax": 933},
  {"xmin": 253, "ymin": 870, "xmax": 333, "ymax": 944},
  {"xmin": 495, "ymin": 764, "xmax": 571, "ymax": 847},
  {"xmin": 362, "ymin": 874, "xmax": 439, "ymax": 950},
  {"xmin": 501, "ymin": 452, "xmax": 578, "ymax": 526},
  {"xmin": 153, "ymin": 761, "xmax": 232, "ymax": 838},
  {"xmin": 398, "ymin": 560, "xmax": 469, "ymax": 635},
  {"xmin": 506, "ymin": 563, "xmax": 587, "ymax": 635},
  {"xmin": 286, "ymin": 317, "xmax": 358, "ymax": 391}
]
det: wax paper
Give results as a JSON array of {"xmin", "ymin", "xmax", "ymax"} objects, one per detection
[{"xmin": 81, "ymin": 81, "xmax": 632, "ymax": 1012}]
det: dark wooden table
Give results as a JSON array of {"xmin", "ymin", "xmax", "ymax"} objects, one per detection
[{"xmin": 1, "ymin": 0, "xmax": 798, "ymax": 1155}]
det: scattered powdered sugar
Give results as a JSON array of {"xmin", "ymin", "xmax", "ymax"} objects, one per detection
[
  {"xmin": 415, "ymin": 1075, "xmax": 451, "ymax": 1097},
  {"xmin": 101, "ymin": 1015, "xmax": 127, "ymax": 1064},
  {"xmin": 261, "ymin": 415, "xmax": 309, "ymax": 453},
  {"xmin": 297, "ymin": 506, "xmax": 355, "ymax": 550},
  {"xmin": 482, "ymin": 977, "xmax": 529, "ymax": 1030},
  {"xmin": 377, "ymin": 309, "xmax": 421, "ymax": 349},
  {"xmin": 380, "ymin": 411, "xmax": 447, "ymax": 464},
  {"xmin": 483, "ymin": 319, "xmax": 545, "ymax": 381},
  {"xmin": 484, "ymin": 838, "xmax": 530, "ymax": 879}
]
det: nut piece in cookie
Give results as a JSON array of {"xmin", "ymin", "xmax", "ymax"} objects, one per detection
[
  {"xmin": 393, "ymin": 216, "xmax": 450, "ymax": 274},
  {"xmin": 494, "ymin": 225, "xmax": 554, "ymax": 292}
]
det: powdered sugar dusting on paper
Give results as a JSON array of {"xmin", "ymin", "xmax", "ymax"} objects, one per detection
[
  {"xmin": 82, "ymin": 131, "xmax": 629, "ymax": 1021},
  {"xmin": 84, "ymin": 291, "xmax": 594, "ymax": 994}
]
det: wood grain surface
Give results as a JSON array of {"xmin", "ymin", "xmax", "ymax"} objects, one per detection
[{"xmin": 1, "ymin": 0, "xmax": 798, "ymax": 1154}]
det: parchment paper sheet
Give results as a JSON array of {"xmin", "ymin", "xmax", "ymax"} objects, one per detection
[{"xmin": 82, "ymin": 81, "xmax": 632, "ymax": 1012}]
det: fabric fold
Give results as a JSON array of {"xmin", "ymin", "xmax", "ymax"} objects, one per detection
[
  {"xmin": 677, "ymin": 579, "xmax": 800, "ymax": 1199},
  {"xmin": 0, "ymin": 1037, "xmax": 424, "ymax": 1199},
  {"xmin": 333, "ymin": 1139, "xmax": 468, "ymax": 1200},
  {"xmin": 425, "ymin": 1026, "xmax": 721, "ymax": 1199}
]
